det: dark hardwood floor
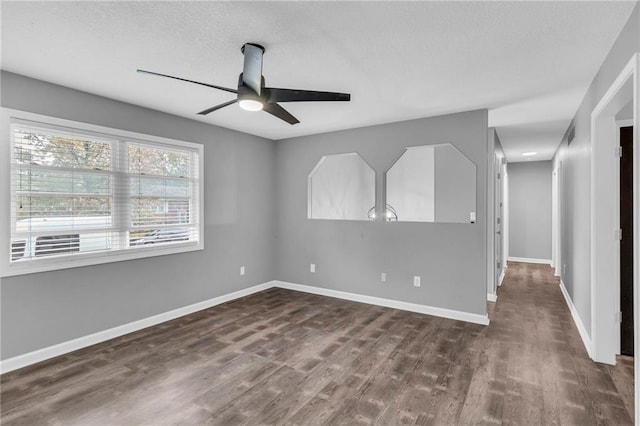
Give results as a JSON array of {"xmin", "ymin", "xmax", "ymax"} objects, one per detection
[{"xmin": 0, "ymin": 262, "xmax": 634, "ymax": 425}]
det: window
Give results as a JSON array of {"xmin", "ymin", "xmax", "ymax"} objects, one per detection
[{"xmin": 1, "ymin": 110, "xmax": 203, "ymax": 276}]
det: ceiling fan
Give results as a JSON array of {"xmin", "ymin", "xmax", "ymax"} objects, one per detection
[{"xmin": 137, "ymin": 43, "xmax": 351, "ymax": 125}]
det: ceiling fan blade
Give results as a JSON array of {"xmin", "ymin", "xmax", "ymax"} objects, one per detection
[
  {"xmin": 197, "ymin": 99, "xmax": 238, "ymax": 115},
  {"xmin": 263, "ymin": 102, "xmax": 300, "ymax": 125},
  {"xmin": 137, "ymin": 69, "xmax": 237, "ymax": 95},
  {"xmin": 266, "ymin": 88, "xmax": 350, "ymax": 103},
  {"xmin": 241, "ymin": 43, "xmax": 264, "ymax": 95}
]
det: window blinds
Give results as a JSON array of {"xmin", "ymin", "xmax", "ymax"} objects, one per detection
[{"xmin": 9, "ymin": 120, "xmax": 201, "ymax": 264}]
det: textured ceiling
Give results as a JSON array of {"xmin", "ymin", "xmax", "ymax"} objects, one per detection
[{"xmin": 1, "ymin": 1, "xmax": 636, "ymax": 161}]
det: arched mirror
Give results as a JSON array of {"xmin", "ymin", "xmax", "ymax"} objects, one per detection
[
  {"xmin": 385, "ymin": 143, "xmax": 476, "ymax": 223},
  {"xmin": 308, "ymin": 153, "xmax": 375, "ymax": 221}
]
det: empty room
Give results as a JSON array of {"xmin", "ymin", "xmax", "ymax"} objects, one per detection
[{"xmin": 1, "ymin": 1, "xmax": 639, "ymax": 424}]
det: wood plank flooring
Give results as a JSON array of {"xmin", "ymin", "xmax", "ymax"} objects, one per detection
[{"xmin": 0, "ymin": 262, "xmax": 634, "ymax": 425}]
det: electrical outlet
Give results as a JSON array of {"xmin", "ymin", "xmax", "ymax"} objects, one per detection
[
  {"xmin": 381, "ymin": 272, "xmax": 387, "ymax": 282},
  {"xmin": 413, "ymin": 276, "xmax": 421, "ymax": 287},
  {"xmin": 240, "ymin": 266, "xmax": 245, "ymax": 276},
  {"xmin": 310, "ymin": 263, "xmax": 316, "ymax": 273}
]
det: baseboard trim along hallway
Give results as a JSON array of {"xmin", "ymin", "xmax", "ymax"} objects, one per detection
[
  {"xmin": 1, "ymin": 280, "xmax": 489, "ymax": 374},
  {"xmin": 559, "ymin": 279, "xmax": 593, "ymax": 358},
  {"xmin": 507, "ymin": 257, "xmax": 552, "ymax": 265}
]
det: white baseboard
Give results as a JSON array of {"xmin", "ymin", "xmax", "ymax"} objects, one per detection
[
  {"xmin": 498, "ymin": 269, "xmax": 506, "ymax": 287},
  {"xmin": 274, "ymin": 281, "xmax": 490, "ymax": 326},
  {"xmin": 2, "ymin": 279, "xmax": 491, "ymax": 374},
  {"xmin": 0, "ymin": 281, "xmax": 275, "ymax": 374},
  {"xmin": 487, "ymin": 293, "xmax": 498, "ymax": 302},
  {"xmin": 559, "ymin": 280, "xmax": 593, "ymax": 358},
  {"xmin": 507, "ymin": 257, "xmax": 552, "ymax": 265}
]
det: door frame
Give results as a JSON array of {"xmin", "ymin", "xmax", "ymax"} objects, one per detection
[
  {"xmin": 590, "ymin": 53, "xmax": 638, "ymax": 424},
  {"xmin": 615, "ymin": 118, "xmax": 634, "ymax": 355},
  {"xmin": 502, "ymin": 166, "xmax": 509, "ymax": 282},
  {"xmin": 487, "ymin": 132, "xmax": 498, "ymax": 302},
  {"xmin": 494, "ymin": 154, "xmax": 504, "ymax": 290},
  {"xmin": 487, "ymin": 149, "xmax": 506, "ymax": 299},
  {"xmin": 591, "ymin": 54, "xmax": 637, "ymax": 364},
  {"xmin": 552, "ymin": 167, "xmax": 557, "ymax": 270},
  {"xmin": 552, "ymin": 162, "xmax": 562, "ymax": 278},
  {"xmin": 498, "ymin": 157, "xmax": 507, "ymax": 286}
]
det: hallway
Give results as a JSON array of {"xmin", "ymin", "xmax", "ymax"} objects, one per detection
[{"xmin": 490, "ymin": 262, "xmax": 634, "ymax": 424}]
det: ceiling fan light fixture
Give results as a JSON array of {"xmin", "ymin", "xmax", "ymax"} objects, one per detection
[{"xmin": 239, "ymin": 99, "xmax": 264, "ymax": 111}]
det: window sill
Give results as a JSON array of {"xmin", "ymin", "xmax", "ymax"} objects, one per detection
[{"xmin": 0, "ymin": 241, "xmax": 204, "ymax": 277}]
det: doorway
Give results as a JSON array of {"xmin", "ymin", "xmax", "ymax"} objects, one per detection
[
  {"xmin": 590, "ymin": 53, "xmax": 638, "ymax": 424},
  {"xmin": 591, "ymin": 54, "xmax": 637, "ymax": 365},
  {"xmin": 495, "ymin": 155, "xmax": 504, "ymax": 290},
  {"xmin": 619, "ymin": 125, "xmax": 634, "ymax": 356},
  {"xmin": 552, "ymin": 162, "xmax": 562, "ymax": 278}
]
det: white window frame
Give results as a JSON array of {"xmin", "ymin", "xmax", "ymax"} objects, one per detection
[{"xmin": 0, "ymin": 108, "xmax": 204, "ymax": 277}]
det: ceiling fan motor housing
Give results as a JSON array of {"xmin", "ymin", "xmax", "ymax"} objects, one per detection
[
  {"xmin": 241, "ymin": 43, "xmax": 265, "ymax": 55},
  {"xmin": 237, "ymin": 73, "xmax": 266, "ymax": 101},
  {"xmin": 241, "ymin": 43, "xmax": 266, "ymax": 96}
]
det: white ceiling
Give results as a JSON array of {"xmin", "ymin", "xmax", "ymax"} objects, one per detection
[{"xmin": 1, "ymin": 1, "xmax": 636, "ymax": 162}]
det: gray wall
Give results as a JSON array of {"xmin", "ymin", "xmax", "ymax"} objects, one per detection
[
  {"xmin": 275, "ymin": 110, "xmax": 488, "ymax": 316},
  {"xmin": 434, "ymin": 145, "xmax": 476, "ymax": 223},
  {"xmin": 0, "ymin": 72, "xmax": 277, "ymax": 359},
  {"xmin": 616, "ymin": 99, "xmax": 633, "ymax": 120},
  {"xmin": 552, "ymin": 4, "xmax": 639, "ymax": 336},
  {"xmin": 507, "ymin": 161, "xmax": 552, "ymax": 260},
  {"xmin": 494, "ymin": 132, "xmax": 505, "ymax": 159}
]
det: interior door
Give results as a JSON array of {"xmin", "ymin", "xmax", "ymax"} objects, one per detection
[{"xmin": 620, "ymin": 126, "xmax": 634, "ymax": 356}]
